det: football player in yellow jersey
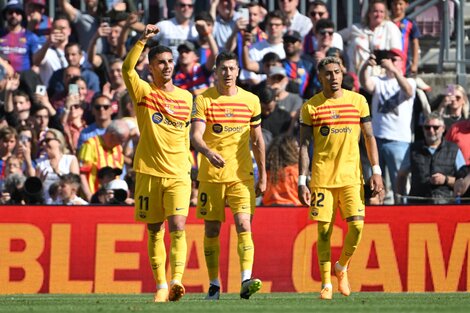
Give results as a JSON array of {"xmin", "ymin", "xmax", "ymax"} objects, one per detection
[
  {"xmin": 190, "ymin": 51, "xmax": 267, "ymax": 300},
  {"xmin": 122, "ymin": 25, "xmax": 193, "ymax": 303},
  {"xmin": 298, "ymin": 56, "xmax": 384, "ymax": 300}
]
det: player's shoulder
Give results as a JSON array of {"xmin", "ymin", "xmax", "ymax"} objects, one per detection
[
  {"xmin": 173, "ymin": 85, "xmax": 193, "ymax": 101},
  {"xmin": 303, "ymin": 92, "xmax": 325, "ymax": 107},
  {"xmin": 342, "ymin": 89, "xmax": 367, "ymax": 103},
  {"xmin": 237, "ymin": 86, "xmax": 259, "ymax": 101}
]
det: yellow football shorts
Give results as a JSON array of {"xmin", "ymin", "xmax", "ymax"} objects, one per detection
[
  {"xmin": 197, "ymin": 180, "xmax": 256, "ymax": 222},
  {"xmin": 309, "ymin": 184, "xmax": 365, "ymax": 222},
  {"xmin": 134, "ymin": 172, "xmax": 191, "ymax": 223}
]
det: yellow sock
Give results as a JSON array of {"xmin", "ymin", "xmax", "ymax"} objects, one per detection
[
  {"xmin": 237, "ymin": 232, "xmax": 254, "ymax": 275},
  {"xmin": 338, "ymin": 220, "xmax": 364, "ymax": 268},
  {"xmin": 317, "ymin": 221, "xmax": 334, "ymax": 285},
  {"xmin": 170, "ymin": 230, "xmax": 187, "ymax": 283},
  {"xmin": 148, "ymin": 228, "xmax": 167, "ymax": 286},
  {"xmin": 204, "ymin": 236, "xmax": 220, "ymax": 281}
]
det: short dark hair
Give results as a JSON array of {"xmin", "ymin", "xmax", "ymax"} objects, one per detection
[
  {"xmin": 266, "ymin": 10, "xmax": 287, "ymax": 26},
  {"xmin": 315, "ymin": 19, "xmax": 335, "ymax": 32},
  {"xmin": 262, "ymin": 52, "xmax": 282, "ymax": 64},
  {"xmin": 148, "ymin": 45, "xmax": 173, "ymax": 62},
  {"xmin": 13, "ymin": 90, "xmax": 30, "ymax": 101},
  {"xmin": 195, "ymin": 11, "xmax": 214, "ymax": 25},
  {"xmin": 308, "ymin": 0, "xmax": 328, "ymax": 11},
  {"xmin": 215, "ymin": 51, "xmax": 238, "ymax": 68},
  {"xmin": 254, "ymin": 86, "xmax": 276, "ymax": 105}
]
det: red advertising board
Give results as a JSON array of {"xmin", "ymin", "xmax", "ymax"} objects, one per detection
[{"xmin": 1, "ymin": 205, "xmax": 469, "ymax": 294}]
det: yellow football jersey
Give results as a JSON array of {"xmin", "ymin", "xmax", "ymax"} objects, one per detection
[
  {"xmin": 192, "ymin": 86, "xmax": 261, "ymax": 182},
  {"xmin": 122, "ymin": 41, "xmax": 192, "ymax": 178},
  {"xmin": 300, "ymin": 89, "xmax": 370, "ymax": 187}
]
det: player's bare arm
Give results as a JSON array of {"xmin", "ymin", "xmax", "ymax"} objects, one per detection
[
  {"xmin": 250, "ymin": 125, "xmax": 267, "ymax": 196},
  {"xmin": 360, "ymin": 121, "xmax": 384, "ymax": 196},
  {"xmin": 298, "ymin": 124, "xmax": 313, "ymax": 206},
  {"xmin": 190, "ymin": 120, "xmax": 226, "ymax": 168}
]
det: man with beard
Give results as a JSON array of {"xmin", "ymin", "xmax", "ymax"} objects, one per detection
[
  {"xmin": 0, "ymin": 0, "xmax": 41, "ymax": 73},
  {"xmin": 396, "ymin": 112, "xmax": 466, "ymax": 204},
  {"xmin": 191, "ymin": 51, "xmax": 266, "ymax": 300}
]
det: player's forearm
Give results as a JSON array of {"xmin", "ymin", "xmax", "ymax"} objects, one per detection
[
  {"xmin": 251, "ymin": 131, "xmax": 266, "ymax": 179},
  {"xmin": 364, "ymin": 135, "xmax": 380, "ymax": 168},
  {"xmin": 299, "ymin": 146, "xmax": 310, "ymax": 176}
]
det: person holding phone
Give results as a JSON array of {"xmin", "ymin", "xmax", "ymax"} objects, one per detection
[
  {"xmin": 437, "ymin": 84, "xmax": 469, "ymax": 130},
  {"xmin": 359, "ymin": 48, "xmax": 415, "ymax": 204}
]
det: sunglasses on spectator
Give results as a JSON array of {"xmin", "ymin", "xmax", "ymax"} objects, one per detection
[
  {"xmin": 455, "ymin": 95, "xmax": 462, "ymax": 100},
  {"xmin": 178, "ymin": 3, "xmax": 193, "ymax": 8},
  {"xmin": 6, "ymin": 9, "xmax": 22, "ymax": 15},
  {"xmin": 423, "ymin": 125, "xmax": 441, "ymax": 131},
  {"xmin": 94, "ymin": 104, "xmax": 111, "ymax": 111},
  {"xmin": 70, "ymin": 104, "xmax": 82, "ymax": 110},
  {"xmin": 319, "ymin": 29, "xmax": 334, "ymax": 36},
  {"xmin": 310, "ymin": 11, "xmax": 326, "ymax": 18},
  {"xmin": 42, "ymin": 137, "xmax": 58, "ymax": 144}
]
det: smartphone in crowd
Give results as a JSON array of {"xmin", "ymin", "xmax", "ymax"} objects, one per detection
[
  {"xmin": 35, "ymin": 85, "xmax": 46, "ymax": 96},
  {"xmin": 68, "ymin": 84, "xmax": 79, "ymax": 95}
]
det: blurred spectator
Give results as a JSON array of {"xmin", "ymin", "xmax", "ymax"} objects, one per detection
[
  {"xmin": 339, "ymin": 0, "xmax": 402, "ymax": 74},
  {"xmin": 454, "ymin": 166, "xmax": 470, "ymax": 202},
  {"xmin": 436, "ymin": 84, "xmax": 469, "ymax": 130},
  {"xmin": 390, "ymin": 0, "xmax": 421, "ymax": 76},
  {"xmin": 446, "ymin": 119, "xmax": 470, "ymax": 166},
  {"xmin": 262, "ymin": 135, "xmax": 302, "ymax": 206},
  {"xmin": 48, "ymin": 42, "xmax": 101, "ymax": 97},
  {"xmin": 266, "ymin": 66, "xmax": 302, "ymax": 133},
  {"xmin": 257, "ymin": 85, "xmax": 291, "ymax": 140},
  {"xmin": 4, "ymin": 80, "xmax": 32, "ymax": 128},
  {"xmin": 281, "ymin": 30, "xmax": 315, "ymax": 99},
  {"xmin": 32, "ymin": 13, "xmax": 71, "ymax": 86},
  {"xmin": 152, "ymin": 0, "xmax": 198, "ymax": 59},
  {"xmin": 241, "ymin": 10, "xmax": 286, "ymax": 85},
  {"xmin": 55, "ymin": 75, "xmax": 94, "ymax": 122},
  {"xmin": 210, "ymin": 0, "xmax": 239, "ymax": 51},
  {"xmin": 101, "ymin": 58, "xmax": 127, "ymax": 115},
  {"xmin": 53, "ymin": 173, "xmax": 88, "ymax": 205},
  {"xmin": 78, "ymin": 119, "xmax": 129, "ymax": 201},
  {"xmin": 76, "ymin": 94, "xmax": 114, "ymax": 150},
  {"xmin": 0, "ymin": 126, "xmax": 18, "ymax": 184},
  {"xmin": 360, "ymin": 49, "xmax": 415, "ymax": 203},
  {"xmin": 35, "ymin": 128, "xmax": 79, "ymax": 204},
  {"xmin": 174, "ymin": 39, "xmax": 216, "ymax": 97},
  {"xmin": 303, "ymin": 1, "xmax": 343, "ymax": 56},
  {"xmin": 87, "ymin": 20, "xmax": 123, "ymax": 87},
  {"xmin": 59, "ymin": 0, "xmax": 106, "ymax": 53},
  {"xmin": 25, "ymin": 0, "xmax": 52, "ymax": 45},
  {"xmin": 0, "ymin": 155, "xmax": 24, "ymax": 195},
  {"xmin": 59, "ymin": 78, "xmax": 89, "ymax": 155},
  {"xmin": 30, "ymin": 104, "xmax": 63, "ymax": 157},
  {"xmin": 90, "ymin": 166, "xmax": 121, "ymax": 204},
  {"xmin": 397, "ymin": 112, "xmax": 466, "ymax": 204},
  {"xmin": 104, "ymin": 177, "xmax": 131, "ymax": 204},
  {"xmin": 16, "ymin": 124, "xmax": 37, "ymax": 176},
  {"xmin": 0, "ymin": 172, "xmax": 27, "ymax": 204},
  {"xmin": 225, "ymin": 2, "xmax": 267, "ymax": 66},
  {"xmin": 278, "ymin": 0, "xmax": 312, "ymax": 37},
  {"xmin": 0, "ymin": 0, "xmax": 41, "ymax": 73}
]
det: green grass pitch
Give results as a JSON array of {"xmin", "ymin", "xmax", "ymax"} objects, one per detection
[{"xmin": 1, "ymin": 293, "xmax": 470, "ymax": 313}]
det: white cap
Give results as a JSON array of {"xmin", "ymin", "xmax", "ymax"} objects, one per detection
[{"xmin": 106, "ymin": 179, "xmax": 128, "ymax": 192}]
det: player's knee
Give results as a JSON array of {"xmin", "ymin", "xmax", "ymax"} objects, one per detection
[
  {"xmin": 348, "ymin": 220, "xmax": 364, "ymax": 236},
  {"xmin": 317, "ymin": 222, "xmax": 332, "ymax": 242},
  {"xmin": 205, "ymin": 220, "xmax": 222, "ymax": 237}
]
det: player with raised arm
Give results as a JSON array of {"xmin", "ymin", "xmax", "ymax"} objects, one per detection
[
  {"xmin": 298, "ymin": 56, "xmax": 383, "ymax": 300},
  {"xmin": 190, "ymin": 51, "xmax": 267, "ymax": 300},
  {"xmin": 122, "ymin": 24, "xmax": 193, "ymax": 302}
]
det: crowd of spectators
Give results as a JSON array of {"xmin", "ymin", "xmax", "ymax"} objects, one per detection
[{"xmin": 0, "ymin": 0, "xmax": 469, "ymax": 206}]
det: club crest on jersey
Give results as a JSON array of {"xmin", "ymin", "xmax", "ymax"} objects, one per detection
[
  {"xmin": 225, "ymin": 108, "xmax": 234, "ymax": 117},
  {"xmin": 320, "ymin": 125, "xmax": 330, "ymax": 136},
  {"xmin": 165, "ymin": 104, "xmax": 174, "ymax": 114},
  {"xmin": 152, "ymin": 112, "xmax": 164, "ymax": 124},
  {"xmin": 213, "ymin": 123, "xmax": 223, "ymax": 133},
  {"xmin": 331, "ymin": 110, "xmax": 340, "ymax": 119}
]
